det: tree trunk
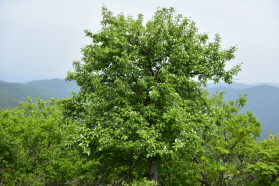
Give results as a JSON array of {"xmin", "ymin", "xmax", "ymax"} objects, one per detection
[{"xmin": 148, "ymin": 156, "xmax": 160, "ymax": 186}]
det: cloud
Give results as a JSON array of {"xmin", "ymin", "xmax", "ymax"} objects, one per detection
[{"xmin": 1, "ymin": 0, "xmax": 278, "ymax": 83}]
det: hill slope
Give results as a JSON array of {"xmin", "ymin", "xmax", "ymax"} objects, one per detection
[
  {"xmin": 208, "ymin": 85, "xmax": 279, "ymax": 138},
  {"xmin": 0, "ymin": 80, "xmax": 55, "ymax": 108},
  {"xmin": 0, "ymin": 79, "xmax": 79, "ymax": 109},
  {"xmin": 26, "ymin": 78, "xmax": 80, "ymax": 98}
]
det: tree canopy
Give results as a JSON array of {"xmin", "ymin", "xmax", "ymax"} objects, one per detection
[
  {"xmin": 62, "ymin": 6, "xmax": 242, "ymax": 185},
  {"xmin": 2, "ymin": 6, "xmax": 278, "ymax": 186},
  {"xmin": 0, "ymin": 98, "xmax": 81, "ymax": 185}
]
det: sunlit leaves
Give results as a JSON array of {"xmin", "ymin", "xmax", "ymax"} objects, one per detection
[
  {"xmin": 195, "ymin": 94, "xmax": 262, "ymax": 185},
  {"xmin": 63, "ymin": 6, "xmax": 242, "ymax": 185},
  {"xmin": 0, "ymin": 98, "xmax": 83, "ymax": 185},
  {"xmin": 245, "ymin": 133, "xmax": 279, "ymax": 185}
]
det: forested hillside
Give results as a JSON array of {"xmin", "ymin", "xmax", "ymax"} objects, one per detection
[
  {"xmin": 0, "ymin": 79, "xmax": 79, "ymax": 109},
  {"xmin": 26, "ymin": 78, "xmax": 80, "ymax": 98},
  {"xmin": 0, "ymin": 80, "xmax": 55, "ymax": 108},
  {"xmin": 208, "ymin": 85, "xmax": 279, "ymax": 139}
]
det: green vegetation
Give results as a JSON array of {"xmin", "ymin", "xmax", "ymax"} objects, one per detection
[
  {"xmin": 63, "ymin": 6, "xmax": 241, "ymax": 185},
  {"xmin": 0, "ymin": 98, "xmax": 81, "ymax": 185},
  {"xmin": 1, "ymin": 6, "xmax": 278, "ymax": 185},
  {"xmin": 2, "ymin": 80, "xmax": 279, "ymax": 137},
  {"xmin": 0, "ymin": 79, "xmax": 79, "ymax": 109},
  {"xmin": 208, "ymin": 85, "xmax": 279, "ymax": 139},
  {"xmin": 0, "ymin": 80, "xmax": 54, "ymax": 108}
]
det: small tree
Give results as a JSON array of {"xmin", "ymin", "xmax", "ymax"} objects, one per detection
[
  {"xmin": 0, "ymin": 98, "xmax": 81, "ymax": 185},
  {"xmin": 194, "ymin": 93, "xmax": 261, "ymax": 186},
  {"xmin": 245, "ymin": 133, "xmax": 279, "ymax": 185},
  {"xmin": 62, "ymin": 6, "xmax": 241, "ymax": 185}
]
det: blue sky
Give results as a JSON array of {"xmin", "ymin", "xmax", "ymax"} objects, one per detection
[{"xmin": 1, "ymin": 0, "xmax": 278, "ymax": 83}]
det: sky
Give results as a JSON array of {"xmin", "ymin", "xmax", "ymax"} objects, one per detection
[{"xmin": 0, "ymin": 0, "xmax": 278, "ymax": 84}]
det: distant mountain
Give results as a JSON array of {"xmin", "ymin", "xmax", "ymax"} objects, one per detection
[
  {"xmin": 207, "ymin": 82, "xmax": 252, "ymax": 89},
  {"xmin": 26, "ymin": 78, "xmax": 80, "ymax": 98},
  {"xmin": 0, "ymin": 80, "xmax": 55, "ymax": 108},
  {"xmin": 208, "ymin": 85, "xmax": 279, "ymax": 139},
  {"xmin": 253, "ymin": 82, "xmax": 279, "ymax": 88},
  {"xmin": 207, "ymin": 82, "xmax": 279, "ymax": 89},
  {"xmin": 0, "ymin": 79, "xmax": 79, "ymax": 109}
]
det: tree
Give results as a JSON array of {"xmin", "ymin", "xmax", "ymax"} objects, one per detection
[
  {"xmin": 62, "ymin": 6, "xmax": 241, "ymax": 185},
  {"xmin": 194, "ymin": 93, "xmax": 261, "ymax": 186},
  {"xmin": 245, "ymin": 133, "xmax": 279, "ymax": 185},
  {"xmin": 0, "ymin": 97, "xmax": 82, "ymax": 185}
]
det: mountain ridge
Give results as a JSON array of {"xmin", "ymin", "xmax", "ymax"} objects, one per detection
[
  {"xmin": 207, "ymin": 85, "xmax": 279, "ymax": 139},
  {"xmin": 207, "ymin": 82, "xmax": 279, "ymax": 89},
  {"xmin": 0, "ymin": 79, "xmax": 79, "ymax": 109}
]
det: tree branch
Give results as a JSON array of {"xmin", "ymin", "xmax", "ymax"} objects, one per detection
[
  {"xmin": 194, "ymin": 157, "xmax": 211, "ymax": 186},
  {"xmin": 216, "ymin": 170, "xmax": 224, "ymax": 186},
  {"xmin": 147, "ymin": 58, "xmax": 155, "ymax": 76},
  {"xmin": 113, "ymin": 155, "xmax": 142, "ymax": 186}
]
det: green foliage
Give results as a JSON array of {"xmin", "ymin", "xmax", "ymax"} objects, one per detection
[
  {"xmin": 2, "ymin": 6, "xmax": 273, "ymax": 186},
  {"xmin": 245, "ymin": 133, "xmax": 279, "ymax": 185},
  {"xmin": 0, "ymin": 97, "xmax": 83, "ymax": 185},
  {"xmin": 207, "ymin": 85, "xmax": 279, "ymax": 139},
  {"xmin": 194, "ymin": 93, "xmax": 261, "ymax": 185},
  {"xmin": 123, "ymin": 178, "xmax": 157, "ymax": 186},
  {"xmin": 0, "ymin": 80, "xmax": 53, "ymax": 109},
  {"xmin": 62, "ymin": 6, "xmax": 241, "ymax": 185}
]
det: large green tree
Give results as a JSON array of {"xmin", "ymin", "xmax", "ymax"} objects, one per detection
[{"xmin": 62, "ymin": 6, "xmax": 241, "ymax": 185}]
